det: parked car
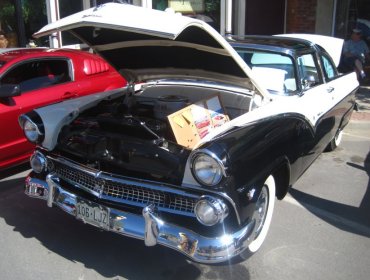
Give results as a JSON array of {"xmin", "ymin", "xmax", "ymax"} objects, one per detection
[
  {"xmin": 0, "ymin": 47, "xmax": 126, "ymax": 170},
  {"xmin": 20, "ymin": 3, "xmax": 358, "ymax": 264}
]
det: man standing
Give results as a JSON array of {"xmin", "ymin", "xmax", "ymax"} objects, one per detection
[{"xmin": 342, "ymin": 28, "xmax": 370, "ymax": 80}]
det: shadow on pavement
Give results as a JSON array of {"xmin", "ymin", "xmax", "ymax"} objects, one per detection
[
  {"xmin": 356, "ymin": 86, "xmax": 370, "ymax": 112},
  {"xmin": 0, "ymin": 163, "xmax": 30, "ymax": 180},
  {"xmin": 289, "ymin": 151, "xmax": 370, "ymax": 238},
  {"xmin": 0, "ymin": 176, "xmax": 251, "ymax": 279}
]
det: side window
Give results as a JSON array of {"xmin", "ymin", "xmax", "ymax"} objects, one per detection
[
  {"xmin": 297, "ymin": 53, "xmax": 320, "ymax": 89},
  {"xmin": 321, "ymin": 54, "xmax": 337, "ymax": 80},
  {"xmin": 1, "ymin": 59, "xmax": 71, "ymax": 93}
]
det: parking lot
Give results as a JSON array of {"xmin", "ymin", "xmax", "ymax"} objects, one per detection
[{"xmin": 1, "ymin": 88, "xmax": 369, "ymax": 280}]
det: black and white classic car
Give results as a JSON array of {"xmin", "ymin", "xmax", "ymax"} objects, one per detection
[{"xmin": 20, "ymin": 3, "xmax": 359, "ymax": 263}]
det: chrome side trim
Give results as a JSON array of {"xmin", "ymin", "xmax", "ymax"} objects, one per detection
[{"xmin": 25, "ymin": 174, "xmax": 256, "ymax": 264}]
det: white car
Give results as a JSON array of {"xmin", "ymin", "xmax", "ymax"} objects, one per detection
[{"xmin": 20, "ymin": 3, "xmax": 358, "ymax": 263}]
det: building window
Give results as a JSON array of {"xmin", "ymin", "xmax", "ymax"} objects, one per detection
[
  {"xmin": 334, "ymin": 0, "xmax": 370, "ymax": 40},
  {"xmin": 59, "ymin": 0, "xmax": 83, "ymax": 46},
  {"xmin": 90, "ymin": 0, "xmax": 142, "ymax": 6},
  {"xmin": 152, "ymin": 1, "xmax": 221, "ymax": 31}
]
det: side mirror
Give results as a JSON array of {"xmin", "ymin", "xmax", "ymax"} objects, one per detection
[
  {"xmin": 302, "ymin": 75, "xmax": 317, "ymax": 89},
  {"xmin": 0, "ymin": 84, "xmax": 21, "ymax": 98}
]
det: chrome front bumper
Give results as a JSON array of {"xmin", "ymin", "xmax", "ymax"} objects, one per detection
[{"xmin": 25, "ymin": 173, "xmax": 256, "ymax": 264}]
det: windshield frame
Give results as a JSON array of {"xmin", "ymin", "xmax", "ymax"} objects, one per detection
[{"xmin": 233, "ymin": 47, "xmax": 299, "ymax": 96}]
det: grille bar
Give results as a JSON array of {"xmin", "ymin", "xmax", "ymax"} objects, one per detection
[{"xmin": 51, "ymin": 159, "xmax": 197, "ymax": 215}]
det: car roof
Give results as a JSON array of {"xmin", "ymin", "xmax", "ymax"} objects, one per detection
[
  {"xmin": 228, "ymin": 35, "xmax": 314, "ymax": 55},
  {"xmin": 0, "ymin": 48, "xmax": 94, "ymax": 64}
]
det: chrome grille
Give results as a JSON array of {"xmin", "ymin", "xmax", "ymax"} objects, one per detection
[
  {"xmin": 103, "ymin": 180, "xmax": 166, "ymax": 207},
  {"xmin": 51, "ymin": 160, "xmax": 197, "ymax": 214}
]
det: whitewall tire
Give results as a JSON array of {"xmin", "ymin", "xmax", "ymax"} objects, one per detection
[
  {"xmin": 247, "ymin": 175, "xmax": 276, "ymax": 253},
  {"xmin": 237, "ymin": 175, "xmax": 276, "ymax": 262},
  {"xmin": 326, "ymin": 129, "xmax": 343, "ymax": 152}
]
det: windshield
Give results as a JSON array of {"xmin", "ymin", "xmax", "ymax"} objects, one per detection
[{"xmin": 235, "ymin": 49, "xmax": 297, "ymax": 95}]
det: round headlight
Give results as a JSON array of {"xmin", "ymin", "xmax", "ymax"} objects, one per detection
[
  {"xmin": 19, "ymin": 114, "xmax": 44, "ymax": 144},
  {"xmin": 24, "ymin": 119, "xmax": 40, "ymax": 143},
  {"xmin": 194, "ymin": 196, "xmax": 228, "ymax": 226},
  {"xmin": 192, "ymin": 153, "xmax": 223, "ymax": 186},
  {"xmin": 30, "ymin": 151, "xmax": 47, "ymax": 173}
]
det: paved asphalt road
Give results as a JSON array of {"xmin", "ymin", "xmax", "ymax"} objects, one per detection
[{"xmin": 1, "ymin": 98, "xmax": 369, "ymax": 280}]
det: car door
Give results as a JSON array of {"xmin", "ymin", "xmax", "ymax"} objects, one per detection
[
  {"xmin": 0, "ymin": 58, "xmax": 75, "ymax": 169},
  {"xmin": 319, "ymin": 52, "xmax": 356, "ymax": 136},
  {"xmin": 294, "ymin": 52, "xmax": 337, "ymax": 168}
]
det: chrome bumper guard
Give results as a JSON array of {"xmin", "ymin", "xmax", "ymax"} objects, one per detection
[{"xmin": 25, "ymin": 173, "xmax": 255, "ymax": 263}]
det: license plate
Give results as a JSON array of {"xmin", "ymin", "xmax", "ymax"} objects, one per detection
[{"xmin": 76, "ymin": 199, "xmax": 110, "ymax": 230}]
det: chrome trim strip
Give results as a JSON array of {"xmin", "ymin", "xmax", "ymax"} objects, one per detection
[
  {"xmin": 25, "ymin": 174, "xmax": 255, "ymax": 264},
  {"xmin": 149, "ymin": 79, "xmax": 254, "ymax": 96}
]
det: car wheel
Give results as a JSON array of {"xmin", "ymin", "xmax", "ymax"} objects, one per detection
[
  {"xmin": 235, "ymin": 175, "xmax": 276, "ymax": 263},
  {"xmin": 326, "ymin": 129, "xmax": 343, "ymax": 152},
  {"xmin": 248, "ymin": 175, "xmax": 276, "ymax": 253}
]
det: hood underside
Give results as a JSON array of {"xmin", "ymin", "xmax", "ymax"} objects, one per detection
[{"xmin": 33, "ymin": 3, "xmax": 269, "ymax": 99}]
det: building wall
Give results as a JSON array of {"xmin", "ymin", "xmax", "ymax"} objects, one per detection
[
  {"xmin": 286, "ymin": 0, "xmax": 317, "ymax": 33},
  {"xmin": 315, "ymin": 0, "xmax": 334, "ymax": 35},
  {"xmin": 244, "ymin": 0, "xmax": 286, "ymax": 35}
]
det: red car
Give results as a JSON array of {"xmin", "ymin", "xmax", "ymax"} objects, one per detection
[{"xmin": 0, "ymin": 48, "xmax": 126, "ymax": 170}]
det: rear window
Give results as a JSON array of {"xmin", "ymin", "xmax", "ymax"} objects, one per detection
[{"xmin": 251, "ymin": 53, "xmax": 292, "ymax": 65}]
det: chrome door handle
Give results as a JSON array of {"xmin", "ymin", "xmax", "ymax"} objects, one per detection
[{"xmin": 326, "ymin": 87, "xmax": 334, "ymax": 93}]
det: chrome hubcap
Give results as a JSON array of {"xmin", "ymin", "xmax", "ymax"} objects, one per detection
[{"xmin": 254, "ymin": 186, "xmax": 269, "ymax": 236}]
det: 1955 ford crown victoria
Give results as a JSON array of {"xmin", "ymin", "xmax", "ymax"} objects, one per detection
[{"xmin": 19, "ymin": 3, "xmax": 358, "ymax": 263}]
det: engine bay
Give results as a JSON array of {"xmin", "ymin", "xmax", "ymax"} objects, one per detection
[{"xmin": 54, "ymin": 82, "xmax": 254, "ymax": 182}]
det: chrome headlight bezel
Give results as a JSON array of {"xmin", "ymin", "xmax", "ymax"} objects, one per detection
[
  {"xmin": 194, "ymin": 196, "xmax": 229, "ymax": 226},
  {"xmin": 19, "ymin": 113, "xmax": 44, "ymax": 144},
  {"xmin": 30, "ymin": 151, "xmax": 47, "ymax": 173},
  {"xmin": 190, "ymin": 149, "xmax": 228, "ymax": 187}
]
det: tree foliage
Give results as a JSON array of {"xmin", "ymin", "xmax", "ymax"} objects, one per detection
[{"xmin": 0, "ymin": 0, "xmax": 46, "ymax": 32}]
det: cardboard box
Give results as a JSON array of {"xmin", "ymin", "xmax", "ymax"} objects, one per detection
[{"xmin": 167, "ymin": 95, "xmax": 229, "ymax": 148}]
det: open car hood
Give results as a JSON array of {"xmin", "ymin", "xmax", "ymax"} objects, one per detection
[
  {"xmin": 33, "ymin": 3, "xmax": 268, "ymax": 99},
  {"xmin": 276, "ymin": 34, "xmax": 344, "ymax": 67}
]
